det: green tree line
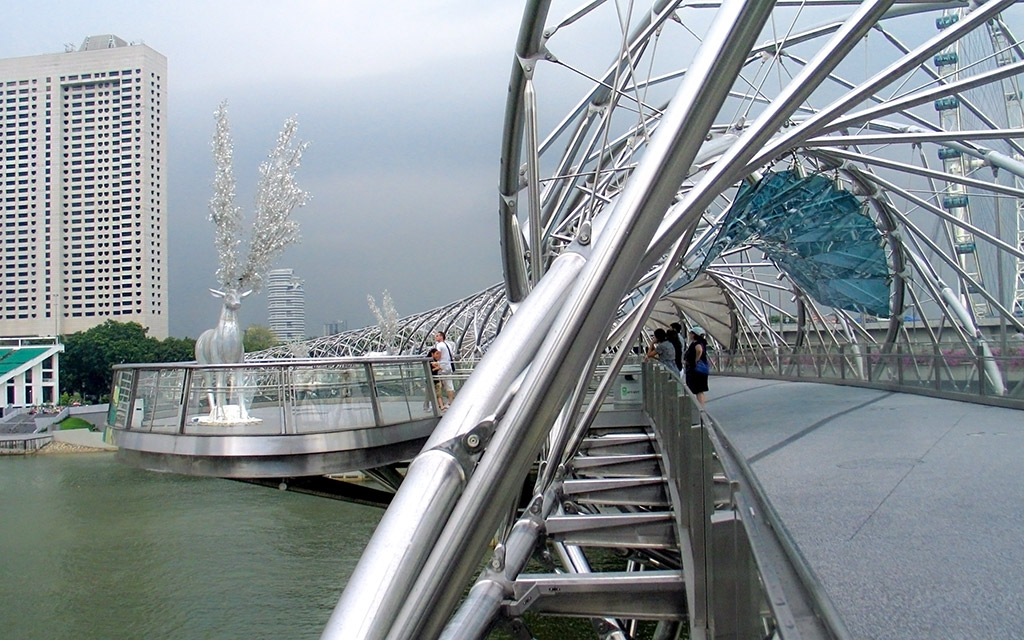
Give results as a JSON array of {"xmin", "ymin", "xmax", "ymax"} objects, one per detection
[{"xmin": 59, "ymin": 321, "xmax": 281, "ymax": 402}]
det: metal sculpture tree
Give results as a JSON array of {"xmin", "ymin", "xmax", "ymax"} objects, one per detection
[
  {"xmin": 367, "ymin": 290, "xmax": 401, "ymax": 354},
  {"xmin": 196, "ymin": 101, "xmax": 309, "ymax": 423}
]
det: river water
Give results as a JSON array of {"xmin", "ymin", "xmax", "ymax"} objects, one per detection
[{"xmin": 1, "ymin": 452, "xmax": 382, "ymax": 639}]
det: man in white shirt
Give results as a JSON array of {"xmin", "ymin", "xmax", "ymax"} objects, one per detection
[{"xmin": 434, "ymin": 331, "xmax": 456, "ymax": 407}]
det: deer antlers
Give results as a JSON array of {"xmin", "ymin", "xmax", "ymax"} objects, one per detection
[{"xmin": 208, "ymin": 101, "xmax": 310, "ymax": 294}]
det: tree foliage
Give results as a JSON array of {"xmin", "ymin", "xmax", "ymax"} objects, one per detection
[
  {"xmin": 243, "ymin": 325, "xmax": 280, "ymax": 353},
  {"xmin": 154, "ymin": 336, "xmax": 198, "ymax": 363},
  {"xmin": 60, "ymin": 321, "xmax": 197, "ymax": 402}
]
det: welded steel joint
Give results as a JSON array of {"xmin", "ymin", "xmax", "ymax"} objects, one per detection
[
  {"xmin": 494, "ymin": 497, "xmax": 549, "ymax": 618},
  {"xmin": 491, "ymin": 495, "xmax": 545, "ymax": 575},
  {"xmin": 501, "ymin": 617, "xmax": 532, "ymax": 640},
  {"xmin": 576, "ymin": 220, "xmax": 593, "ymax": 245},
  {"xmin": 516, "ymin": 49, "xmax": 547, "ymax": 78},
  {"xmin": 504, "ymin": 583, "xmax": 543, "ymax": 620},
  {"xmin": 429, "ymin": 419, "xmax": 496, "ymax": 477},
  {"xmin": 540, "ymin": 463, "xmax": 568, "ymax": 515}
]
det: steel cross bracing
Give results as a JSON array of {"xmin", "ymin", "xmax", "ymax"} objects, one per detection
[
  {"xmin": 303, "ymin": 1, "xmax": 1024, "ymax": 637},
  {"xmin": 285, "ymin": 2, "xmax": 1024, "ymax": 377},
  {"xmin": 982, "ymin": 16, "xmax": 1024, "ymax": 316},
  {"xmin": 256, "ymin": 284, "xmax": 510, "ymax": 361}
]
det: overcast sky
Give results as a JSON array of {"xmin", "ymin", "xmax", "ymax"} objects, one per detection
[{"xmin": 3, "ymin": 1, "xmax": 524, "ymax": 338}]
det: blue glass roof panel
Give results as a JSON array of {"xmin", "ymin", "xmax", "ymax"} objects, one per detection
[{"xmin": 696, "ymin": 170, "xmax": 891, "ymax": 316}]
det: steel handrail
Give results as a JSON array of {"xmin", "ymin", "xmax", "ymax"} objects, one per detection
[
  {"xmin": 644, "ymin": 360, "xmax": 849, "ymax": 639},
  {"xmin": 716, "ymin": 348, "xmax": 1024, "ymax": 409}
]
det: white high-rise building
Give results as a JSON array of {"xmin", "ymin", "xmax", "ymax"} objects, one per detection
[
  {"xmin": 0, "ymin": 35, "xmax": 168, "ymax": 339},
  {"xmin": 267, "ymin": 268, "xmax": 305, "ymax": 342}
]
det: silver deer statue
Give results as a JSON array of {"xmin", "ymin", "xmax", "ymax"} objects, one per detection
[
  {"xmin": 195, "ymin": 101, "xmax": 309, "ymax": 424},
  {"xmin": 195, "ymin": 287, "xmax": 251, "ymax": 422}
]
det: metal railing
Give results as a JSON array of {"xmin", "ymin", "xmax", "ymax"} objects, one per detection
[
  {"xmin": 715, "ymin": 343, "xmax": 1024, "ymax": 409},
  {"xmin": 107, "ymin": 356, "xmax": 473, "ymax": 436},
  {"xmin": 643, "ymin": 361, "xmax": 847, "ymax": 639}
]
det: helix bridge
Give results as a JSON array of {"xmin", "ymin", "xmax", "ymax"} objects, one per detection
[{"xmin": 107, "ymin": 2, "xmax": 1024, "ymax": 638}]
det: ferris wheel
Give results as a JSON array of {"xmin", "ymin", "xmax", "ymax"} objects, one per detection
[{"xmin": 932, "ymin": 6, "xmax": 1024, "ymax": 319}]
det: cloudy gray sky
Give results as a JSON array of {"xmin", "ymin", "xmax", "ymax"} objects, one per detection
[{"xmin": 4, "ymin": 1, "xmax": 524, "ymax": 338}]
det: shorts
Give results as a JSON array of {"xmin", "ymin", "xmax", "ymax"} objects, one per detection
[{"xmin": 685, "ymin": 371, "xmax": 709, "ymax": 394}]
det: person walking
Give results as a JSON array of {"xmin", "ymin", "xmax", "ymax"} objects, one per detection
[{"xmin": 683, "ymin": 326, "xmax": 709, "ymax": 406}]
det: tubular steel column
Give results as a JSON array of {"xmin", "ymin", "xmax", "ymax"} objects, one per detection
[{"xmin": 500, "ymin": 0, "xmax": 553, "ymax": 303}]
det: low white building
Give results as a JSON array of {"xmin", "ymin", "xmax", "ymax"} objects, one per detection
[{"xmin": 0, "ymin": 337, "xmax": 63, "ymax": 406}]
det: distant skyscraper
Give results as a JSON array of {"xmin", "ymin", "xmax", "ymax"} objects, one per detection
[
  {"xmin": 267, "ymin": 268, "xmax": 305, "ymax": 342},
  {"xmin": 0, "ymin": 35, "xmax": 168, "ymax": 338},
  {"xmin": 322, "ymin": 320, "xmax": 346, "ymax": 336}
]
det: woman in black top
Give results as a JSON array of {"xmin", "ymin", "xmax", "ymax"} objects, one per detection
[{"xmin": 683, "ymin": 326, "xmax": 709, "ymax": 406}]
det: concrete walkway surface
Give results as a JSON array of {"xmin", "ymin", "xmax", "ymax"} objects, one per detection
[{"xmin": 708, "ymin": 377, "xmax": 1024, "ymax": 640}]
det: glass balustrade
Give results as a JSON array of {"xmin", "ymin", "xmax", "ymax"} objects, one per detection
[{"xmin": 107, "ymin": 356, "xmax": 448, "ymax": 436}]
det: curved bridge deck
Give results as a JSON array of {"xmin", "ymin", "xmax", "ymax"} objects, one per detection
[
  {"xmin": 105, "ymin": 356, "xmax": 445, "ymax": 478},
  {"xmin": 709, "ymin": 376, "xmax": 1024, "ymax": 639}
]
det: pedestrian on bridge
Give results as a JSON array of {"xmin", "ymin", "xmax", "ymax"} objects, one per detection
[
  {"xmin": 428, "ymin": 348, "xmax": 448, "ymax": 411},
  {"xmin": 646, "ymin": 328, "xmax": 680, "ymax": 375},
  {"xmin": 434, "ymin": 331, "xmax": 457, "ymax": 407},
  {"xmin": 667, "ymin": 322, "xmax": 684, "ymax": 371},
  {"xmin": 684, "ymin": 326, "xmax": 709, "ymax": 407}
]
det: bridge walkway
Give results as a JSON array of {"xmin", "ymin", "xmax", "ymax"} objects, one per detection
[{"xmin": 708, "ymin": 376, "xmax": 1024, "ymax": 639}]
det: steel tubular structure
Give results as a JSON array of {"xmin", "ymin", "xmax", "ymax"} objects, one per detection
[{"xmin": 310, "ymin": 1, "xmax": 1024, "ymax": 637}]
